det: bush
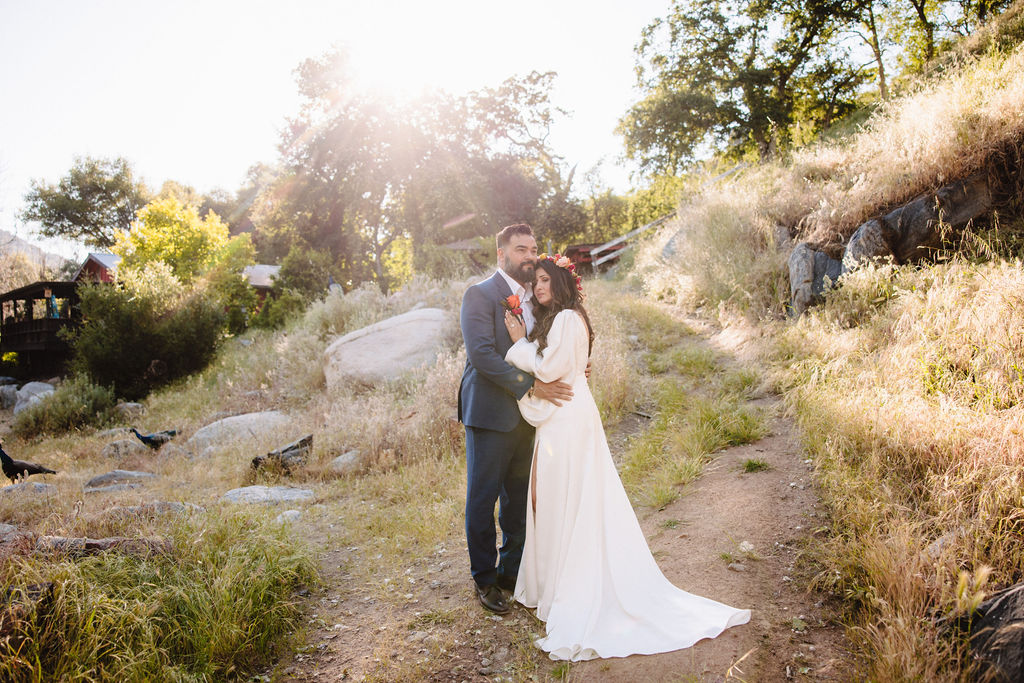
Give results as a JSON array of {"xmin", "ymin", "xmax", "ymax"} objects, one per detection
[
  {"xmin": 65, "ymin": 269, "xmax": 225, "ymax": 400},
  {"xmin": 12, "ymin": 375, "xmax": 117, "ymax": 436},
  {"xmin": 251, "ymin": 289, "xmax": 308, "ymax": 330}
]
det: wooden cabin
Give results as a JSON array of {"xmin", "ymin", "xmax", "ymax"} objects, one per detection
[
  {"xmin": 72, "ymin": 252, "xmax": 121, "ymax": 283},
  {"xmin": 0, "ymin": 281, "xmax": 79, "ymax": 375},
  {"xmin": 563, "ymin": 243, "xmax": 627, "ymax": 274}
]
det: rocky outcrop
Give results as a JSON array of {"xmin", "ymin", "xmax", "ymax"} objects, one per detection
[
  {"xmin": 35, "ymin": 535, "xmax": 172, "ymax": 557},
  {"xmin": 329, "ymin": 449, "xmax": 362, "ymax": 475},
  {"xmin": 789, "ymin": 171, "xmax": 999, "ymax": 314},
  {"xmin": 787, "ymin": 243, "xmax": 843, "ymax": 316},
  {"xmin": 843, "ymin": 172, "xmax": 994, "ymax": 267},
  {"xmin": 114, "ymin": 402, "xmax": 146, "ymax": 420},
  {"xmin": 0, "ymin": 385, "xmax": 16, "ymax": 409},
  {"xmin": 252, "ymin": 434, "xmax": 312, "ymax": 472},
  {"xmin": 323, "ymin": 308, "xmax": 450, "ymax": 389},
  {"xmin": 0, "ymin": 482, "xmax": 55, "ymax": 496},
  {"xmin": 102, "ymin": 438, "xmax": 149, "ymax": 460}
]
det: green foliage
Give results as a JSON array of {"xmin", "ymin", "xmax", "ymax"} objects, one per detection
[
  {"xmin": 20, "ymin": 156, "xmax": 150, "ymax": 249},
  {"xmin": 621, "ymin": 0, "xmax": 866, "ymax": 171},
  {"xmin": 12, "ymin": 375, "xmax": 117, "ymax": 436},
  {"xmin": 0, "ymin": 511, "xmax": 317, "ymax": 682},
  {"xmin": 251, "ymin": 289, "xmax": 308, "ymax": 330},
  {"xmin": 205, "ymin": 233, "xmax": 258, "ymax": 334},
  {"xmin": 742, "ymin": 458, "xmax": 771, "ymax": 472},
  {"xmin": 114, "ymin": 196, "xmax": 230, "ymax": 284},
  {"xmin": 275, "ymin": 244, "xmax": 337, "ymax": 301},
  {"xmin": 66, "ymin": 269, "xmax": 225, "ymax": 400},
  {"xmin": 251, "ymin": 49, "xmax": 584, "ymax": 287}
]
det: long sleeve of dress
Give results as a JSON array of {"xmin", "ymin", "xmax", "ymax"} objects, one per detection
[{"xmin": 504, "ymin": 311, "xmax": 583, "ymax": 426}]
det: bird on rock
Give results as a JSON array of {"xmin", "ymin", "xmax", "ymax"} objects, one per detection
[
  {"xmin": 0, "ymin": 441, "xmax": 57, "ymax": 483},
  {"xmin": 130, "ymin": 428, "xmax": 178, "ymax": 449}
]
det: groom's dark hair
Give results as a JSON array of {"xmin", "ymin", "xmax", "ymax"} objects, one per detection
[{"xmin": 496, "ymin": 223, "xmax": 534, "ymax": 250}]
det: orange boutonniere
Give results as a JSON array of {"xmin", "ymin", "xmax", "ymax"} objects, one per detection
[{"xmin": 501, "ymin": 294, "xmax": 523, "ymax": 316}]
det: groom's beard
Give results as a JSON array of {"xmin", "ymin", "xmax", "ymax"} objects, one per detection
[{"xmin": 503, "ymin": 258, "xmax": 535, "ymax": 286}]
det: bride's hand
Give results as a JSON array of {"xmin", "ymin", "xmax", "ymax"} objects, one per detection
[{"xmin": 504, "ymin": 310, "xmax": 526, "ymax": 342}]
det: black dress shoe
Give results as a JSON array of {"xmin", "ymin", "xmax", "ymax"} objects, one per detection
[
  {"xmin": 496, "ymin": 575, "xmax": 517, "ymax": 593},
  {"xmin": 475, "ymin": 583, "xmax": 510, "ymax": 614}
]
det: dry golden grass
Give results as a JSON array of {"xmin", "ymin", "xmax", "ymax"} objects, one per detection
[
  {"xmin": 796, "ymin": 46, "xmax": 1024, "ymax": 248},
  {"xmin": 623, "ymin": 33, "xmax": 1024, "ymax": 680},
  {"xmin": 745, "ymin": 256, "xmax": 1024, "ymax": 679},
  {"xmin": 1, "ymin": 270, "xmax": 655, "ymax": 680},
  {"xmin": 633, "ymin": 44, "xmax": 1024, "ymax": 321}
]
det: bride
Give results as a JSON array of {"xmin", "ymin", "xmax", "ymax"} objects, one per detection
[{"xmin": 502, "ymin": 254, "xmax": 750, "ymax": 662}]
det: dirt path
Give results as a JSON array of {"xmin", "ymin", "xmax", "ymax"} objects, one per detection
[{"xmin": 271, "ymin": 321, "xmax": 855, "ymax": 682}]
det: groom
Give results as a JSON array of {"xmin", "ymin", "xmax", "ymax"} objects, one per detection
[{"xmin": 458, "ymin": 223, "xmax": 574, "ymax": 614}]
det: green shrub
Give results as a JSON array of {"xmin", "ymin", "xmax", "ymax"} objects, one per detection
[
  {"xmin": 251, "ymin": 288, "xmax": 308, "ymax": 330},
  {"xmin": 65, "ymin": 271, "xmax": 225, "ymax": 400},
  {"xmin": 12, "ymin": 375, "xmax": 117, "ymax": 436}
]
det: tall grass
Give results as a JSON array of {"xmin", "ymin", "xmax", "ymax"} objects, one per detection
[
  {"xmin": 0, "ymin": 510, "xmax": 317, "ymax": 682},
  {"xmin": 751, "ymin": 256, "xmax": 1024, "ymax": 679},
  {"xmin": 621, "ymin": 33, "xmax": 1024, "ymax": 678},
  {"xmin": 633, "ymin": 45, "xmax": 1024, "ymax": 319}
]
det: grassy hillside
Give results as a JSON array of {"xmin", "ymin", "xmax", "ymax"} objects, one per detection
[{"xmin": 633, "ymin": 40, "xmax": 1024, "ymax": 680}]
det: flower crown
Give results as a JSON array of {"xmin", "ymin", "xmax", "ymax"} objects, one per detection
[{"xmin": 538, "ymin": 253, "xmax": 583, "ymax": 293}]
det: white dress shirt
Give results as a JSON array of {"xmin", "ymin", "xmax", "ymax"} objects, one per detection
[{"xmin": 496, "ymin": 268, "xmax": 535, "ymax": 334}]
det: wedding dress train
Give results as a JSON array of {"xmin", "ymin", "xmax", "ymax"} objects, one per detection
[{"xmin": 505, "ymin": 310, "xmax": 750, "ymax": 661}]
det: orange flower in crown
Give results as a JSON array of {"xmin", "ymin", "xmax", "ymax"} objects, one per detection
[
  {"xmin": 501, "ymin": 294, "xmax": 523, "ymax": 316},
  {"xmin": 539, "ymin": 253, "xmax": 584, "ymax": 293}
]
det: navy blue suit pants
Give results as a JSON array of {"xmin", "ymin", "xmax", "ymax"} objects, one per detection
[{"xmin": 464, "ymin": 419, "xmax": 534, "ymax": 588}]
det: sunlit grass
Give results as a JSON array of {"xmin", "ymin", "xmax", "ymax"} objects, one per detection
[{"xmin": 0, "ymin": 510, "xmax": 316, "ymax": 682}]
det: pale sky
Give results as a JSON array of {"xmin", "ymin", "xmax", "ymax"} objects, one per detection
[{"xmin": 0, "ymin": 0, "xmax": 668, "ymax": 260}]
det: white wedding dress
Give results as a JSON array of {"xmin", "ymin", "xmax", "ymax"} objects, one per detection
[{"xmin": 505, "ymin": 309, "xmax": 750, "ymax": 661}]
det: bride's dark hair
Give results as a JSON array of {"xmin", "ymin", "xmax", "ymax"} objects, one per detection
[{"xmin": 529, "ymin": 258, "xmax": 594, "ymax": 357}]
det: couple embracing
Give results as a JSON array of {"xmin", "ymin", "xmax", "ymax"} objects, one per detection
[{"xmin": 458, "ymin": 223, "xmax": 750, "ymax": 662}]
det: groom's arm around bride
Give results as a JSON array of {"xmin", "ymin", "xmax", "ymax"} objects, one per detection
[{"xmin": 457, "ymin": 223, "xmax": 571, "ymax": 614}]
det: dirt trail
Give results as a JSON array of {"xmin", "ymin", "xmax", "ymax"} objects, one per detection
[{"xmin": 272, "ymin": 320, "xmax": 855, "ymax": 682}]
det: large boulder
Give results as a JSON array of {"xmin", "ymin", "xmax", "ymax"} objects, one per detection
[
  {"xmin": 187, "ymin": 411, "xmax": 291, "ymax": 456},
  {"xmin": 13, "ymin": 382, "xmax": 55, "ymax": 415},
  {"xmin": 114, "ymin": 402, "xmax": 146, "ymax": 421},
  {"xmin": 323, "ymin": 308, "xmax": 450, "ymax": 389},
  {"xmin": 787, "ymin": 242, "xmax": 843, "ymax": 316},
  {"xmin": 844, "ymin": 172, "xmax": 994, "ymax": 269},
  {"xmin": 329, "ymin": 449, "xmax": 362, "ymax": 475}
]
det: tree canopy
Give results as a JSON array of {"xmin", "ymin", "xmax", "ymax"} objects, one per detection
[
  {"xmin": 619, "ymin": 0, "xmax": 1017, "ymax": 174},
  {"xmin": 113, "ymin": 197, "xmax": 231, "ymax": 284},
  {"xmin": 21, "ymin": 156, "xmax": 150, "ymax": 249},
  {"xmin": 250, "ymin": 50, "xmax": 585, "ymax": 292}
]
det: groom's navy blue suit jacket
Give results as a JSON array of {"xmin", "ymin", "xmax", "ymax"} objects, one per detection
[{"xmin": 458, "ymin": 272, "xmax": 534, "ymax": 432}]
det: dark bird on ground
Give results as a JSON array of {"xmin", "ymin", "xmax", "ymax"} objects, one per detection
[
  {"xmin": 0, "ymin": 442, "xmax": 57, "ymax": 483},
  {"xmin": 130, "ymin": 428, "xmax": 178, "ymax": 449}
]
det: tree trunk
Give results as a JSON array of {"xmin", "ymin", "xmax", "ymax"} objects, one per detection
[
  {"xmin": 908, "ymin": 0, "xmax": 936, "ymax": 62},
  {"xmin": 865, "ymin": 4, "xmax": 889, "ymax": 99}
]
